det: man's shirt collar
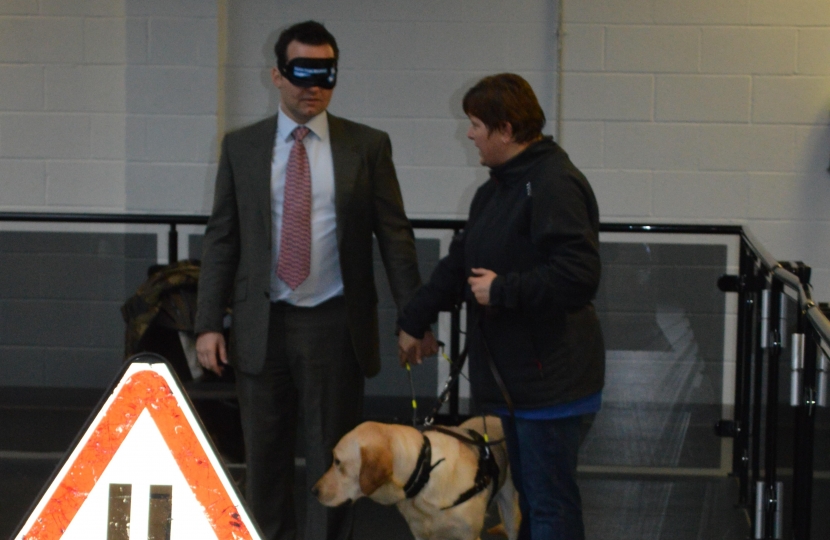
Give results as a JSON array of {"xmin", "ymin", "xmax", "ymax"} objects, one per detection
[{"xmin": 277, "ymin": 108, "xmax": 328, "ymax": 143}]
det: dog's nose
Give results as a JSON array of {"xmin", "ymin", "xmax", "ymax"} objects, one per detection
[{"xmin": 311, "ymin": 485, "xmax": 320, "ymax": 497}]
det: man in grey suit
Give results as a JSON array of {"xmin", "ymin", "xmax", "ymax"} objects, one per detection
[{"xmin": 194, "ymin": 20, "xmax": 435, "ymax": 540}]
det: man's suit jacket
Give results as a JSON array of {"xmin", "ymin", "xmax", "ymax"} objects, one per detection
[{"xmin": 194, "ymin": 113, "xmax": 421, "ymax": 377}]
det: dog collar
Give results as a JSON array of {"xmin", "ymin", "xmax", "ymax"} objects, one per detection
[{"xmin": 403, "ymin": 435, "xmax": 444, "ymax": 499}]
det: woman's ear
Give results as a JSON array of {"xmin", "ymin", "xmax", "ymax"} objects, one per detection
[{"xmin": 498, "ymin": 122, "xmax": 515, "ymax": 144}]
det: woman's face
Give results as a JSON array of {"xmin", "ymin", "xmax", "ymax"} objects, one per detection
[{"xmin": 466, "ymin": 115, "xmax": 509, "ymax": 167}]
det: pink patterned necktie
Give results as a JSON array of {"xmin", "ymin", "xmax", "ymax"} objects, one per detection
[{"xmin": 277, "ymin": 126, "xmax": 312, "ymax": 289}]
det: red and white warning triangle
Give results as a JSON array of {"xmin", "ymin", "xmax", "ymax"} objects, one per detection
[{"xmin": 15, "ymin": 359, "xmax": 262, "ymax": 539}]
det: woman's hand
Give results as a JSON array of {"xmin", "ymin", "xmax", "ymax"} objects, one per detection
[
  {"xmin": 398, "ymin": 330, "xmax": 421, "ymax": 366},
  {"xmin": 468, "ymin": 268, "xmax": 497, "ymax": 305}
]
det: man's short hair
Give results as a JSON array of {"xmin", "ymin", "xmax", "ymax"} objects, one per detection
[
  {"xmin": 274, "ymin": 20, "xmax": 339, "ymax": 71},
  {"xmin": 462, "ymin": 73, "xmax": 546, "ymax": 144}
]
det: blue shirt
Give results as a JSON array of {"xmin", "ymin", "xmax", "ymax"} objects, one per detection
[{"xmin": 494, "ymin": 391, "xmax": 602, "ymax": 420}]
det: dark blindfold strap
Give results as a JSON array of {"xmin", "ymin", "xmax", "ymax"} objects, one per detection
[{"xmin": 280, "ymin": 57, "xmax": 337, "ymax": 89}]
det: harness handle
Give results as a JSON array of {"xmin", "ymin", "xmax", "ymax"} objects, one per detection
[{"xmin": 423, "ymin": 424, "xmax": 505, "ymax": 448}]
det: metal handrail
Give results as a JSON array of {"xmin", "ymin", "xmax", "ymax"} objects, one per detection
[
  {"xmin": 1, "ymin": 214, "xmax": 827, "ymax": 362},
  {"xmin": 0, "ymin": 211, "xmax": 209, "ymax": 225}
]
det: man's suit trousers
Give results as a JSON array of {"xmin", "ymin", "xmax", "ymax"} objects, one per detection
[{"xmin": 236, "ymin": 296, "xmax": 364, "ymax": 540}]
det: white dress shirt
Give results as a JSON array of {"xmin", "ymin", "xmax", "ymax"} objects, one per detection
[{"xmin": 270, "ymin": 108, "xmax": 343, "ymax": 306}]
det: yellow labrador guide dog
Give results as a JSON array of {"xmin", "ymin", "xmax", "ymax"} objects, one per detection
[{"xmin": 313, "ymin": 416, "xmax": 520, "ymax": 540}]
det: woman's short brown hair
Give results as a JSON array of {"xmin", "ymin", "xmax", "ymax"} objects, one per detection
[{"xmin": 462, "ymin": 73, "xmax": 546, "ymax": 144}]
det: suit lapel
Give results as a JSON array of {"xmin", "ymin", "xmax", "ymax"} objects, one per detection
[
  {"xmin": 247, "ymin": 115, "xmax": 278, "ymax": 241},
  {"xmin": 328, "ymin": 114, "xmax": 361, "ymax": 246}
]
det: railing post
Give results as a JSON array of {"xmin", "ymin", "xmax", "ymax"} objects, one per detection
[
  {"xmin": 791, "ymin": 327, "xmax": 817, "ymax": 540},
  {"xmin": 168, "ymin": 223, "xmax": 178, "ymax": 263},
  {"xmin": 751, "ymin": 285, "xmax": 769, "ymax": 518},
  {"xmin": 766, "ymin": 281, "xmax": 782, "ymax": 539},
  {"xmin": 730, "ymin": 241, "xmax": 761, "ymax": 506}
]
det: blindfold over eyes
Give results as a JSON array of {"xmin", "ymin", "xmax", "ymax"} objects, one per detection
[{"xmin": 280, "ymin": 57, "xmax": 337, "ymax": 89}]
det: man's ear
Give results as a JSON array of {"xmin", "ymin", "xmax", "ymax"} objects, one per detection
[
  {"xmin": 359, "ymin": 445, "xmax": 393, "ymax": 496},
  {"xmin": 271, "ymin": 67, "xmax": 283, "ymax": 90}
]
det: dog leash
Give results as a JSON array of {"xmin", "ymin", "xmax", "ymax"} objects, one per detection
[
  {"xmin": 405, "ymin": 339, "xmax": 470, "ymax": 427},
  {"xmin": 477, "ymin": 314, "xmax": 515, "ymax": 418},
  {"xmin": 406, "ymin": 338, "xmax": 507, "ymax": 448},
  {"xmin": 422, "ymin": 341, "xmax": 468, "ymax": 427},
  {"xmin": 408, "ymin": 309, "xmax": 515, "ymax": 426},
  {"xmin": 404, "ymin": 361, "xmax": 419, "ymax": 426}
]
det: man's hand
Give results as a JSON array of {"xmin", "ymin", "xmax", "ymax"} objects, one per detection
[
  {"xmin": 196, "ymin": 331, "xmax": 228, "ymax": 376},
  {"xmin": 398, "ymin": 329, "xmax": 422, "ymax": 367},
  {"xmin": 468, "ymin": 268, "xmax": 497, "ymax": 305}
]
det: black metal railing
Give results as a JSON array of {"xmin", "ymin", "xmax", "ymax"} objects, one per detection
[
  {"xmin": 1, "ymin": 212, "xmax": 828, "ymax": 538},
  {"xmin": 723, "ymin": 227, "xmax": 829, "ymax": 539}
]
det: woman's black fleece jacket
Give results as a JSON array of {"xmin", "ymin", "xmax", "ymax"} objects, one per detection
[{"xmin": 398, "ymin": 137, "xmax": 605, "ymax": 410}]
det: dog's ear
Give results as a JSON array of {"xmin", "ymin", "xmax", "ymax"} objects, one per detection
[{"xmin": 359, "ymin": 444, "xmax": 393, "ymax": 496}]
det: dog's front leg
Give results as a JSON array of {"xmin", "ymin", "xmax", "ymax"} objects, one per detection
[{"xmin": 494, "ymin": 474, "xmax": 521, "ymax": 540}]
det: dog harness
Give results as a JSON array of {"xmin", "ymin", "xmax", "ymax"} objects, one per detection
[
  {"xmin": 405, "ymin": 427, "xmax": 502, "ymax": 509},
  {"xmin": 441, "ymin": 429, "xmax": 501, "ymax": 510},
  {"xmin": 403, "ymin": 435, "xmax": 445, "ymax": 499}
]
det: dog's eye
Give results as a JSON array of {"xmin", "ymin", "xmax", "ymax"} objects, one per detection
[{"xmin": 333, "ymin": 458, "xmax": 341, "ymax": 466}]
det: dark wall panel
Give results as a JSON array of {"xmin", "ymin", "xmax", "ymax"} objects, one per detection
[{"xmin": 0, "ymin": 231, "xmax": 157, "ymax": 388}]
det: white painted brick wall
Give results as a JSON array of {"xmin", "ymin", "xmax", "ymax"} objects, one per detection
[
  {"xmin": 561, "ymin": 0, "xmax": 830, "ymax": 298},
  {"xmin": 653, "ymin": 0, "xmax": 749, "ymax": 25},
  {"xmin": 45, "ymin": 160, "xmax": 125, "ymax": 208},
  {"xmin": 0, "ymin": 66, "xmax": 44, "ymax": 110},
  {"xmin": 563, "ymin": 74, "xmax": 653, "ymax": 120},
  {"xmin": 798, "ymin": 29, "xmax": 830, "ymax": 75},
  {"xmin": 606, "ymin": 27, "xmax": 700, "ymax": 73},
  {"xmin": 0, "ymin": 113, "xmax": 91, "ymax": 159},
  {"xmin": 560, "ymin": 121, "xmax": 604, "ymax": 168},
  {"xmin": 2, "ymin": 0, "xmax": 830, "ymax": 298},
  {"xmin": 697, "ymin": 125, "xmax": 794, "ymax": 172},
  {"xmin": 0, "ymin": 3, "xmax": 119, "ymax": 211},
  {"xmin": 655, "ymin": 75, "xmax": 750, "ymax": 122},
  {"xmin": 0, "ymin": 160, "xmax": 45, "ymax": 206},
  {"xmin": 653, "ymin": 172, "xmax": 750, "ymax": 219},
  {"xmin": 0, "ymin": 17, "xmax": 84, "ymax": 63},
  {"xmin": 584, "ymin": 169, "xmax": 653, "ymax": 217},
  {"xmin": 700, "ymin": 28, "xmax": 795, "ymax": 75},
  {"xmin": 83, "ymin": 18, "xmax": 127, "ymax": 64},
  {"xmin": 123, "ymin": 0, "xmax": 218, "ymax": 212},
  {"xmin": 750, "ymin": 0, "xmax": 830, "ymax": 26},
  {"xmin": 45, "ymin": 66, "xmax": 125, "ymax": 112},
  {"xmin": 753, "ymin": 77, "xmax": 830, "ymax": 124}
]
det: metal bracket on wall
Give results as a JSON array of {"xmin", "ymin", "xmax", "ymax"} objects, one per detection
[
  {"xmin": 714, "ymin": 419, "xmax": 738, "ymax": 438},
  {"xmin": 717, "ymin": 273, "xmax": 768, "ymax": 293}
]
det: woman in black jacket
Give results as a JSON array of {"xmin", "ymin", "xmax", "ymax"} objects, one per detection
[{"xmin": 398, "ymin": 73, "xmax": 604, "ymax": 540}]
